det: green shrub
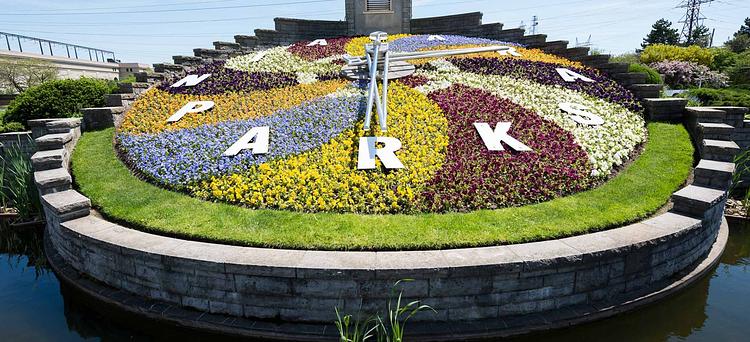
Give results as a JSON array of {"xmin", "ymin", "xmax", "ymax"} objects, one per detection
[
  {"xmin": 641, "ymin": 44, "xmax": 714, "ymax": 66},
  {"xmin": 686, "ymin": 87, "xmax": 750, "ymax": 108},
  {"xmin": 727, "ymin": 51, "xmax": 750, "ymax": 85},
  {"xmin": 0, "ymin": 122, "xmax": 25, "ymax": 133},
  {"xmin": 611, "ymin": 53, "xmax": 640, "ymax": 64},
  {"xmin": 710, "ymin": 47, "xmax": 738, "ymax": 72},
  {"xmin": 4, "ymin": 78, "xmax": 117, "ymax": 127},
  {"xmin": 628, "ymin": 63, "xmax": 663, "ymax": 84}
]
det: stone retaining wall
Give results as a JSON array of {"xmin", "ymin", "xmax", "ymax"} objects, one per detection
[
  {"xmin": 0, "ymin": 131, "xmax": 34, "ymax": 159},
  {"xmin": 33, "ymin": 80, "xmax": 742, "ymax": 338}
]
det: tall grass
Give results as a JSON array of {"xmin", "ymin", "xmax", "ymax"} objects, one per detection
[
  {"xmin": 732, "ymin": 150, "xmax": 750, "ymax": 217},
  {"xmin": 0, "ymin": 140, "xmax": 41, "ymax": 220},
  {"xmin": 335, "ymin": 280, "xmax": 436, "ymax": 342}
]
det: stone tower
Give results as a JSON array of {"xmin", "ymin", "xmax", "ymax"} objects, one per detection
[{"xmin": 345, "ymin": 0, "xmax": 412, "ymax": 35}]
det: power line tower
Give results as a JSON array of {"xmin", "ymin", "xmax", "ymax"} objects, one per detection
[
  {"xmin": 575, "ymin": 35, "xmax": 592, "ymax": 48},
  {"xmin": 529, "ymin": 15, "xmax": 539, "ymax": 35},
  {"xmin": 677, "ymin": 0, "xmax": 714, "ymax": 43}
]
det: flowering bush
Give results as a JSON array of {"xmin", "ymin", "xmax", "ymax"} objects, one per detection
[
  {"xmin": 649, "ymin": 60, "xmax": 729, "ymax": 88},
  {"xmin": 640, "ymin": 44, "xmax": 714, "ymax": 66},
  {"xmin": 118, "ymin": 34, "xmax": 646, "ymax": 213}
]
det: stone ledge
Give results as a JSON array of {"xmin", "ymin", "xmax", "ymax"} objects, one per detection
[
  {"xmin": 31, "ymin": 148, "xmax": 65, "ymax": 171},
  {"xmin": 42, "ymin": 189, "xmax": 91, "ymax": 221},
  {"xmin": 34, "ymin": 167, "xmax": 72, "ymax": 195},
  {"xmin": 672, "ymin": 185, "xmax": 727, "ymax": 216},
  {"xmin": 35, "ymin": 132, "xmax": 72, "ymax": 151},
  {"xmin": 45, "ymin": 215, "xmax": 729, "ymax": 341}
]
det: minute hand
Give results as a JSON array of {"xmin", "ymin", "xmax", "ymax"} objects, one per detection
[{"xmin": 344, "ymin": 45, "xmax": 513, "ymax": 67}]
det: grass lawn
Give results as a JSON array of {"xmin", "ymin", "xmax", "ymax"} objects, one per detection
[{"xmin": 72, "ymin": 123, "xmax": 693, "ymax": 251}]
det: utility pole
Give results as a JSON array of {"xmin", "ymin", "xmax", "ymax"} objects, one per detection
[
  {"xmin": 677, "ymin": 0, "xmax": 714, "ymax": 44},
  {"xmin": 530, "ymin": 15, "xmax": 539, "ymax": 35}
]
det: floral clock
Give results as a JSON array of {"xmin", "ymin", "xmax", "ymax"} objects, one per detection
[{"xmin": 117, "ymin": 34, "xmax": 646, "ymax": 214}]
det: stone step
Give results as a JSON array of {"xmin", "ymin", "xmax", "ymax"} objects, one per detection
[
  {"xmin": 154, "ymin": 63, "xmax": 185, "ymax": 73},
  {"xmin": 627, "ymin": 84, "xmax": 662, "ymax": 99},
  {"xmin": 495, "ymin": 28, "xmax": 525, "ymax": 42},
  {"xmin": 81, "ymin": 107, "xmax": 126, "ymax": 131},
  {"xmin": 643, "ymin": 98, "xmax": 687, "ymax": 121},
  {"xmin": 34, "ymin": 168, "xmax": 71, "ymax": 195},
  {"xmin": 43, "ymin": 118, "xmax": 81, "ymax": 135},
  {"xmin": 597, "ymin": 62, "xmax": 629, "ymax": 75},
  {"xmin": 578, "ymin": 54, "xmax": 611, "ymax": 68},
  {"xmin": 194, "ymin": 48, "xmax": 234, "ymax": 60},
  {"xmin": 172, "ymin": 55, "xmax": 203, "ymax": 66},
  {"xmin": 697, "ymin": 122, "xmax": 734, "ymax": 141},
  {"xmin": 701, "ymin": 139, "xmax": 741, "ymax": 162},
  {"xmin": 686, "ymin": 107, "xmax": 726, "ymax": 124},
  {"xmin": 708, "ymin": 106, "xmax": 748, "ymax": 128},
  {"xmin": 41, "ymin": 190, "xmax": 91, "ymax": 222},
  {"xmin": 235, "ymin": 35, "xmax": 260, "ymax": 49},
  {"xmin": 693, "ymin": 159, "xmax": 735, "ymax": 190},
  {"xmin": 519, "ymin": 34, "xmax": 547, "ymax": 47},
  {"xmin": 35, "ymin": 132, "xmax": 73, "ymax": 151},
  {"xmin": 135, "ymin": 71, "xmax": 165, "ymax": 83},
  {"xmin": 105, "ymin": 93, "xmax": 135, "ymax": 107},
  {"xmin": 31, "ymin": 149, "xmax": 65, "ymax": 171},
  {"xmin": 612, "ymin": 72, "xmax": 647, "ymax": 86},
  {"xmin": 214, "ymin": 41, "xmax": 241, "ymax": 51},
  {"xmin": 671, "ymin": 185, "xmax": 727, "ymax": 217},
  {"xmin": 560, "ymin": 47, "xmax": 590, "ymax": 60},
  {"xmin": 540, "ymin": 40, "xmax": 568, "ymax": 54},
  {"xmin": 117, "ymin": 82, "xmax": 150, "ymax": 95}
]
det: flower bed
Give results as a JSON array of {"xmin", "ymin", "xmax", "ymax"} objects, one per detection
[{"xmin": 117, "ymin": 34, "xmax": 646, "ymax": 214}]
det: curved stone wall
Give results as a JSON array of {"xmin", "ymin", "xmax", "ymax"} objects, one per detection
[{"xmin": 34, "ymin": 90, "xmax": 741, "ymax": 338}]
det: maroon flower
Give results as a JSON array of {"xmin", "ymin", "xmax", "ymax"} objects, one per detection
[{"xmin": 421, "ymin": 85, "xmax": 593, "ymax": 212}]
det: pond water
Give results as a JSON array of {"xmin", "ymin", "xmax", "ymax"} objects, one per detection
[{"xmin": 1, "ymin": 220, "xmax": 749, "ymax": 342}]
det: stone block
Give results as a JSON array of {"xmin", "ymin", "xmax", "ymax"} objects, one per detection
[
  {"xmin": 35, "ymin": 132, "xmax": 72, "ymax": 151},
  {"xmin": 693, "ymin": 159, "xmax": 735, "ymax": 190},
  {"xmin": 41, "ymin": 190, "xmax": 90, "ymax": 222},
  {"xmin": 34, "ymin": 168, "xmax": 71, "ymax": 195},
  {"xmin": 31, "ymin": 149, "xmax": 65, "ymax": 171},
  {"xmin": 235, "ymin": 274, "xmax": 292, "ymax": 296},
  {"xmin": 671, "ymin": 185, "xmax": 727, "ymax": 217},
  {"xmin": 701, "ymin": 139, "xmax": 740, "ymax": 162},
  {"xmin": 698, "ymin": 122, "xmax": 734, "ymax": 141}
]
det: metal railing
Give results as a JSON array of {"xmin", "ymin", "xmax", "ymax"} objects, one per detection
[{"xmin": 0, "ymin": 31, "xmax": 116, "ymax": 63}]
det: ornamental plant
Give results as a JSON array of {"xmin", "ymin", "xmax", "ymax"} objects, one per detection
[
  {"xmin": 649, "ymin": 60, "xmax": 729, "ymax": 88},
  {"xmin": 640, "ymin": 44, "xmax": 714, "ymax": 66}
]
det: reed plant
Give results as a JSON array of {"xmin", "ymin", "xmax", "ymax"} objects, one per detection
[
  {"xmin": 335, "ymin": 280, "xmax": 436, "ymax": 342},
  {"xmin": 0, "ymin": 140, "xmax": 41, "ymax": 221}
]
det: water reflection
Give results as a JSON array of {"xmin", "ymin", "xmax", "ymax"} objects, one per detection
[{"xmin": 0, "ymin": 220, "xmax": 749, "ymax": 342}]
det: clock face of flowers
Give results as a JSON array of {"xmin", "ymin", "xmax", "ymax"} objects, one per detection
[{"xmin": 117, "ymin": 34, "xmax": 646, "ymax": 214}]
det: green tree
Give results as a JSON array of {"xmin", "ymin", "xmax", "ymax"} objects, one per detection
[
  {"xmin": 642, "ymin": 19, "xmax": 680, "ymax": 49},
  {"xmin": 0, "ymin": 57, "xmax": 57, "ymax": 94},
  {"xmin": 725, "ymin": 17, "xmax": 750, "ymax": 53},
  {"xmin": 686, "ymin": 25, "xmax": 711, "ymax": 48}
]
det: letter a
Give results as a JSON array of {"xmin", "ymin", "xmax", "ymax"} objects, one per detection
[
  {"xmin": 474, "ymin": 122, "xmax": 533, "ymax": 152},
  {"xmin": 357, "ymin": 137, "xmax": 405, "ymax": 170},
  {"xmin": 167, "ymin": 101, "xmax": 214, "ymax": 123},
  {"xmin": 223, "ymin": 127, "xmax": 270, "ymax": 157},
  {"xmin": 555, "ymin": 68, "xmax": 594, "ymax": 83},
  {"xmin": 170, "ymin": 74, "xmax": 211, "ymax": 88},
  {"xmin": 307, "ymin": 39, "xmax": 328, "ymax": 46}
]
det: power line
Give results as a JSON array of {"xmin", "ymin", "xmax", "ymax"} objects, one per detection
[{"xmin": 0, "ymin": 0, "xmax": 338, "ymax": 16}]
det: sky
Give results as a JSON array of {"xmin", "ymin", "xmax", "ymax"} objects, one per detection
[{"xmin": 0, "ymin": 0, "xmax": 748, "ymax": 65}]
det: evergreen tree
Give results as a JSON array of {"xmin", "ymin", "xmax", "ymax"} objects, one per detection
[
  {"xmin": 642, "ymin": 19, "xmax": 680, "ymax": 49},
  {"xmin": 725, "ymin": 17, "xmax": 750, "ymax": 52},
  {"xmin": 686, "ymin": 25, "xmax": 711, "ymax": 48},
  {"xmin": 736, "ymin": 17, "xmax": 750, "ymax": 37}
]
